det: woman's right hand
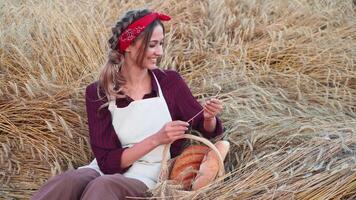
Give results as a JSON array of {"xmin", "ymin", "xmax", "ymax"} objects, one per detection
[{"xmin": 154, "ymin": 121, "xmax": 189, "ymax": 145}]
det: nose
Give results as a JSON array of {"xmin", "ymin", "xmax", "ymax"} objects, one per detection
[{"xmin": 155, "ymin": 44, "xmax": 163, "ymax": 56}]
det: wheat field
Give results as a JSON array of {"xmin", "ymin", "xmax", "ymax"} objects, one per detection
[{"xmin": 0, "ymin": 0, "xmax": 355, "ymax": 199}]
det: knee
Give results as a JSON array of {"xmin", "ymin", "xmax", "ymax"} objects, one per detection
[
  {"xmin": 81, "ymin": 175, "xmax": 127, "ymax": 199},
  {"xmin": 54, "ymin": 169, "xmax": 98, "ymax": 188},
  {"xmin": 86, "ymin": 175, "xmax": 120, "ymax": 189},
  {"xmin": 60, "ymin": 169, "xmax": 88, "ymax": 187}
]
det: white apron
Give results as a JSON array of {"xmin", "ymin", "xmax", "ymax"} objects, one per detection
[{"xmin": 79, "ymin": 72, "xmax": 172, "ymax": 189}]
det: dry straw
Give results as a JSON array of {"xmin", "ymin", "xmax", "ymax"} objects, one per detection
[{"xmin": 1, "ymin": 0, "xmax": 355, "ymax": 199}]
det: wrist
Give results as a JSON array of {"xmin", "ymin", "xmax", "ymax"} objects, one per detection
[
  {"xmin": 204, "ymin": 116, "xmax": 216, "ymax": 122},
  {"xmin": 147, "ymin": 134, "xmax": 161, "ymax": 148},
  {"xmin": 203, "ymin": 116, "xmax": 217, "ymax": 133}
]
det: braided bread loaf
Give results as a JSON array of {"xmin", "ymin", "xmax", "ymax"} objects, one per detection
[{"xmin": 169, "ymin": 145, "xmax": 210, "ymax": 190}]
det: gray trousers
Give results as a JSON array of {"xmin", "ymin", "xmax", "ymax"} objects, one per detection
[{"xmin": 31, "ymin": 168, "xmax": 148, "ymax": 200}]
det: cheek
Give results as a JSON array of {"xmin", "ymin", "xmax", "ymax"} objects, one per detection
[{"xmin": 145, "ymin": 48, "xmax": 155, "ymax": 57}]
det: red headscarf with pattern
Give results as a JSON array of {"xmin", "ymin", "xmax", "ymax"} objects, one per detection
[{"xmin": 117, "ymin": 12, "xmax": 171, "ymax": 53}]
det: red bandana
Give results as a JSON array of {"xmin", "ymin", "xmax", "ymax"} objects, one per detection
[{"xmin": 117, "ymin": 12, "xmax": 171, "ymax": 53}]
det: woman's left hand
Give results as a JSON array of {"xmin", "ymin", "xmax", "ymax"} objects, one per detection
[{"xmin": 203, "ymin": 98, "xmax": 223, "ymax": 121}]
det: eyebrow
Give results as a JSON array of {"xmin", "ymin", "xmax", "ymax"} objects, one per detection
[{"xmin": 150, "ymin": 39, "xmax": 164, "ymax": 43}]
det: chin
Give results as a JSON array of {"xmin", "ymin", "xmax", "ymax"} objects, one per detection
[
  {"xmin": 147, "ymin": 64, "xmax": 158, "ymax": 69},
  {"xmin": 148, "ymin": 65, "xmax": 158, "ymax": 69}
]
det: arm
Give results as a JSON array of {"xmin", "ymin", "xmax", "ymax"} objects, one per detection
[
  {"xmin": 202, "ymin": 98, "xmax": 223, "ymax": 132},
  {"xmin": 86, "ymin": 83, "xmax": 128, "ymax": 174},
  {"xmin": 120, "ymin": 121, "xmax": 189, "ymax": 168},
  {"xmin": 173, "ymin": 72, "xmax": 223, "ymax": 138}
]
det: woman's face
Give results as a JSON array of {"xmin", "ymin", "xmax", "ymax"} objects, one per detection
[{"xmin": 126, "ymin": 25, "xmax": 164, "ymax": 69}]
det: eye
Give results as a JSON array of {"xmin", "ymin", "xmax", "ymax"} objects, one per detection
[{"xmin": 149, "ymin": 42, "xmax": 157, "ymax": 48}]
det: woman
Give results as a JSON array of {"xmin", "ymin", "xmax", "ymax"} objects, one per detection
[{"xmin": 32, "ymin": 8, "xmax": 223, "ymax": 200}]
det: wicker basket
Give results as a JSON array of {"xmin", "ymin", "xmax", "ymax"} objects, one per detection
[{"xmin": 150, "ymin": 134, "xmax": 225, "ymax": 199}]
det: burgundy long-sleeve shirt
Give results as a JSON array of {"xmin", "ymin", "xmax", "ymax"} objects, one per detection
[{"xmin": 85, "ymin": 69, "xmax": 223, "ymax": 174}]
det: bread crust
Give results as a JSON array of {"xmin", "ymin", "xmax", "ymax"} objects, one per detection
[
  {"xmin": 169, "ymin": 145, "xmax": 210, "ymax": 189},
  {"xmin": 191, "ymin": 141, "xmax": 230, "ymax": 190}
]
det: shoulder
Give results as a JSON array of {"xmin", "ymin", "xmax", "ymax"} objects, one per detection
[
  {"xmin": 86, "ymin": 81, "xmax": 98, "ymax": 93},
  {"xmin": 85, "ymin": 81, "xmax": 106, "ymax": 103},
  {"xmin": 152, "ymin": 68, "xmax": 186, "ymax": 87},
  {"xmin": 85, "ymin": 81, "xmax": 99, "ymax": 98}
]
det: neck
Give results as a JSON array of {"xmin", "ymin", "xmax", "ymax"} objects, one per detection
[{"xmin": 121, "ymin": 63, "xmax": 150, "ymax": 87}]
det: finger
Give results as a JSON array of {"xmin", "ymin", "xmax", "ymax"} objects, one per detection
[
  {"xmin": 207, "ymin": 103, "xmax": 223, "ymax": 109},
  {"xmin": 204, "ymin": 107, "xmax": 215, "ymax": 117},
  {"xmin": 204, "ymin": 104, "xmax": 216, "ymax": 112},
  {"xmin": 206, "ymin": 100, "xmax": 222, "ymax": 109},
  {"xmin": 168, "ymin": 131, "xmax": 186, "ymax": 138},
  {"xmin": 204, "ymin": 109, "xmax": 215, "ymax": 118},
  {"xmin": 174, "ymin": 135, "xmax": 186, "ymax": 140},
  {"xmin": 205, "ymin": 105, "xmax": 219, "ymax": 115},
  {"xmin": 205, "ymin": 103, "xmax": 221, "ymax": 112},
  {"xmin": 168, "ymin": 126, "xmax": 189, "ymax": 132},
  {"xmin": 171, "ymin": 130, "xmax": 186, "ymax": 136},
  {"xmin": 205, "ymin": 98, "xmax": 220, "ymax": 104},
  {"xmin": 173, "ymin": 133, "xmax": 186, "ymax": 139},
  {"xmin": 171, "ymin": 120, "xmax": 189, "ymax": 127},
  {"xmin": 209, "ymin": 98, "xmax": 221, "ymax": 103}
]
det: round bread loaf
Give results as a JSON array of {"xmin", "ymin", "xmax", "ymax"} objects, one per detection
[
  {"xmin": 169, "ymin": 145, "xmax": 210, "ymax": 189},
  {"xmin": 191, "ymin": 140, "xmax": 230, "ymax": 190}
]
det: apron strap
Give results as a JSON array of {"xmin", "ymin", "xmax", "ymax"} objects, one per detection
[
  {"xmin": 108, "ymin": 100, "xmax": 116, "ymax": 111},
  {"xmin": 151, "ymin": 72, "xmax": 163, "ymax": 98}
]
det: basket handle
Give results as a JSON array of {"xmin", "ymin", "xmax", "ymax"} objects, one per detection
[{"xmin": 160, "ymin": 134, "xmax": 225, "ymax": 181}]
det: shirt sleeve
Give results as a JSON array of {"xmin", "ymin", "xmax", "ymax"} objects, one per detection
[
  {"xmin": 85, "ymin": 83, "xmax": 129, "ymax": 174},
  {"xmin": 173, "ymin": 72, "xmax": 223, "ymax": 139}
]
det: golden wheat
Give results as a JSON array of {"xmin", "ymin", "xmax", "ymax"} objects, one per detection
[{"xmin": 1, "ymin": 0, "xmax": 355, "ymax": 199}]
